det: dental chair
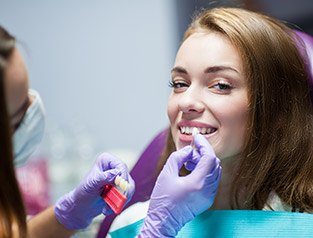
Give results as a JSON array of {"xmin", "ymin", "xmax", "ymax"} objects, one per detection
[
  {"xmin": 96, "ymin": 30, "xmax": 313, "ymax": 238},
  {"xmin": 295, "ymin": 30, "xmax": 313, "ymax": 102}
]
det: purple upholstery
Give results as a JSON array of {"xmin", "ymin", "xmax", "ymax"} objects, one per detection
[
  {"xmin": 96, "ymin": 128, "xmax": 168, "ymax": 238},
  {"xmin": 294, "ymin": 30, "xmax": 313, "ymax": 103}
]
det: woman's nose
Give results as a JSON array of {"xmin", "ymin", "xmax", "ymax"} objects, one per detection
[{"xmin": 178, "ymin": 87, "xmax": 205, "ymax": 114}]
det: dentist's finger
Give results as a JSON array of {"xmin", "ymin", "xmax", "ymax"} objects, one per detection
[{"xmin": 193, "ymin": 134, "xmax": 216, "ymax": 158}]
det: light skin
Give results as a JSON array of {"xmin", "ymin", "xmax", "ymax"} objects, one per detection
[
  {"xmin": 167, "ymin": 31, "xmax": 249, "ymax": 209},
  {"xmin": 4, "ymin": 48, "xmax": 31, "ymax": 130},
  {"xmin": 4, "ymin": 48, "xmax": 75, "ymax": 237}
]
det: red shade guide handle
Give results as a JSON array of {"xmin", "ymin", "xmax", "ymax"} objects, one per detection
[{"xmin": 102, "ymin": 184, "xmax": 127, "ymax": 214}]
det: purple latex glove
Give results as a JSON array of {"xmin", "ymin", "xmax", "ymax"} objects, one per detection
[
  {"xmin": 139, "ymin": 134, "xmax": 221, "ymax": 238},
  {"xmin": 54, "ymin": 153, "xmax": 135, "ymax": 230}
]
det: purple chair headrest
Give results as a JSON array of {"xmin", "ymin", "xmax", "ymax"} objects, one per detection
[{"xmin": 294, "ymin": 30, "xmax": 313, "ymax": 103}]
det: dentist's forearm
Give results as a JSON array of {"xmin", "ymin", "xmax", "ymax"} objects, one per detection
[{"xmin": 27, "ymin": 206, "xmax": 75, "ymax": 238}]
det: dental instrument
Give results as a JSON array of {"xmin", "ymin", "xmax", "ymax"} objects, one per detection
[{"xmin": 191, "ymin": 127, "xmax": 199, "ymax": 147}]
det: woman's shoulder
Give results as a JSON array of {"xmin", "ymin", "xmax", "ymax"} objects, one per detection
[
  {"xmin": 263, "ymin": 192, "xmax": 293, "ymax": 212},
  {"xmin": 264, "ymin": 192, "xmax": 313, "ymax": 213}
]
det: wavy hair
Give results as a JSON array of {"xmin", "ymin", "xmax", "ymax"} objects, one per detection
[{"xmin": 159, "ymin": 7, "xmax": 313, "ymax": 212}]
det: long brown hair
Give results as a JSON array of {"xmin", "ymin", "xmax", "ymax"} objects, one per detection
[
  {"xmin": 159, "ymin": 8, "xmax": 313, "ymax": 212},
  {"xmin": 0, "ymin": 25, "xmax": 27, "ymax": 237}
]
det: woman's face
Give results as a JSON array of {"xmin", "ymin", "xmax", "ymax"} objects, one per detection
[
  {"xmin": 167, "ymin": 31, "xmax": 249, "ymax": 160},
  {"xmin": 4, "ymin": 48, "xmax": 30, "ymax": 130}
]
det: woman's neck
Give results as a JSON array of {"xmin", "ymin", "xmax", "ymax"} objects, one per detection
[{"xmin": 210, "ymin": 156, "xmax": 240, "ymax": 210}]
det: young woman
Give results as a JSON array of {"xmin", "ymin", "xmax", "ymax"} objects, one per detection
[
  {"xmin": 107, "ymin": 8, "xmax": 313, "ymax": 237},
  {"xmin": 160, "ymin": 6, "xmax": 313, "ymax": 212}
]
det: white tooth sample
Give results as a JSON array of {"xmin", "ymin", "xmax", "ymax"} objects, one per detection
[
  {"xmin": 201, "ymin": 128, "xmax": 206, "ymax": 134},
  {"xmin": 114, "ymin": 175, "xmax": 122, "ymax": 187},
  {"xmin": 192, "ymin": 127, "xmax": 199, "ymax": 136},
  {"xmin": 114, "ymin": 175, "xmax": 129, "ymax": 192},
  {"xmin": 120, "ymin": 179, "xmax": 129, "ymax": 192},
  {"xmin": 124, "ymin": 181, "xmax": 129, "ymax": 192}
]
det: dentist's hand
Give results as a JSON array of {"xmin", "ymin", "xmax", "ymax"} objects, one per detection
[
  {"xmin": 139, "ymin": 134, "xmax": 221, "ymax": 238},
  {"xmin": 54, "ymin": 153, "xmax": 135, "ymax": 230}
]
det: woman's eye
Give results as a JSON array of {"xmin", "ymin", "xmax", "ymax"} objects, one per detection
[
  {"xmin": 212, "ymin": 82, "xmax": 232, "ymax": 91},
  {"xmin": 168, "ymin": 80, "xmax": 189, "ymax": 89}
]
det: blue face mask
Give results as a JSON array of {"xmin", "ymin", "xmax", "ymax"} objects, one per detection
[{"xmin": 13, "ymin": 89, "xmax": 45, "ymax": 167}]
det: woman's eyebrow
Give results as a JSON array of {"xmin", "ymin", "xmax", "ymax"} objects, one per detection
[
  {"xmin": 10, "ymin": 96, "xmax": 29, "ymax": 120},
  {"xmin": 204, "ymin": 65, "xmax": 239, "ymax": 74},
  {"xmin": 171, "ymin": 66, "xmax": 188, "ymax": 75},
  {"xmin": 171, "ymin": 65, "xmax": 239, "ymax": 75}
]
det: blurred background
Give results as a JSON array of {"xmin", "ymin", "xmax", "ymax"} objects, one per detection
[{"xmin": 0, "ymin": 0, "xmax": 312, "ymax": 237}]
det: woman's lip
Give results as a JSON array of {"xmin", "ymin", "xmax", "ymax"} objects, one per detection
[
  {"xmin": 179, "ymin": 133, "xmax": 194, "ymax": 143},
  {"xmin": 177, "ymin": 120, "xmax": 216, "ymax": 128}
]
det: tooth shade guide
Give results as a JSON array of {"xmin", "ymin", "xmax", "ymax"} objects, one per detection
[
  {"xmin": 114, "ymin": 175, "xmax": 129, "ymax": 193},
  {"xmin": 102, "ymin": 185, "xmax": 127, "ymax": 214},
  {"xmin": 192, "ymin": 127, "xmax": 199, "ymax": 136},
  {"xmin": 114, "ymin": 176, "xmax": 121, "ymax": 186},
  {"xmin": 101, "ymin": 175, "xmax": 130, "ymax": 214},
  {"xmin": 190, "ymin": 127, "xmax": 199, "ymax": 147}
]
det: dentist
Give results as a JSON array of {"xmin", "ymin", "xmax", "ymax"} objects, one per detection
[{"xmin": 0, "ymin": 25, "xmax": 135, "ymax": 238}]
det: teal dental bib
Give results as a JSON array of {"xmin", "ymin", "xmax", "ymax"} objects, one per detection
[{"xmin": 109, "ymin": 210, "xmax": 313, "ymax": 238}]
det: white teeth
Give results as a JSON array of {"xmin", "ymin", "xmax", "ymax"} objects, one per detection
[
  {"xmin": 186, "ymin": 127, "xmax": 191, "ymax": 134},
  {"xmin": 180, "ymin": 126, "xmax": 216, "ymax": 135},
  {"xmin": 120, "ymin": 180, "xmax": 128, "ymax": 192},
  {"xmin": 114, "ymin": 175, "xmax": 129, "ymax": 192},
  {"xmin": 114, "ymin": 176, "xmax": 121, "ymax": 185},
  {"xmin": 201, "ymin": 128, "xmax": 207, "ymax": 134}
]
